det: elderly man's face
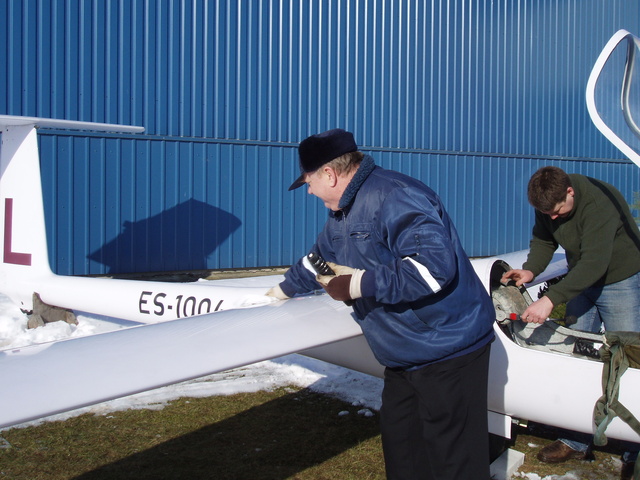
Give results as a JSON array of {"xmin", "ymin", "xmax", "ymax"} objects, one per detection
[{"xmin": 304, "ymin": 168, "xmax": 341, "ymax": 211}]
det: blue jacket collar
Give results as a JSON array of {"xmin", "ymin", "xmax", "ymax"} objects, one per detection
[{"xmin": 338, "ymin": 155, "xmax": 376, "ymax": 210}]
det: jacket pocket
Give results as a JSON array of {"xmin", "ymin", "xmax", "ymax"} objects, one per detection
[{"xmin": 349, "ymin": 223, "xmax": 372, "ymax": 241}]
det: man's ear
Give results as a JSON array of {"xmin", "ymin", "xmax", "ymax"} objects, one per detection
[
  {"xmin": 567, "ymin": 186, "xmax": 575, "ymax": 197},
  {"xmin": 323, "ymin": 165, "xmax": 338, "ymax": 187}
]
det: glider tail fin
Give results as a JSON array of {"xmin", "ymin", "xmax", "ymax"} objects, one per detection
[
  {"xmin": 0, "ymin": 121, "xmax": 53, "ymax": 311},
  {"xmin": 0, "ymin": 116, "xmax": 144, "ymax": 311}
]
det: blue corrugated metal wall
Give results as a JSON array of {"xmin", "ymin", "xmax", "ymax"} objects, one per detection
[{"xmin": 1, "ymin": 0, "xmax": 640, "ymax": 274}]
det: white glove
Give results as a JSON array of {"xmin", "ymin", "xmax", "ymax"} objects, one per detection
[
  {"xmin": 265, "ymin": 285, "xmax": 290, "ymax": 300},
  {"xmin": 316, "ymin": 262, "xmax": 357, "ymax": 283}
]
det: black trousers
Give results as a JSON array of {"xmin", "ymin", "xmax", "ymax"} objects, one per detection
[{"xmin": 380, "ymin": 343, "xmax": 491, "ymax": 480}]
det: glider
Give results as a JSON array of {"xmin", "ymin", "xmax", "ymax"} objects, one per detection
[{"xmin": 1, "ymin": 31, "xmax": 639, "ymax": 453}]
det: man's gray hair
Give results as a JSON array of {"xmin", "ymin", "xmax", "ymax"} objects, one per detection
[{"xmin": 327, "ymin": 151, "xmax": 364, "ymax": 176}]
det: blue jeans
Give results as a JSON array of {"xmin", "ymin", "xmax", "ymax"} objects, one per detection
[
  {"xmin": 560, "ymin": 272, "xmax": 640, "ymax": 459},
  {"xmin": 565, "ymin": 272, "xmax": 640, "ymax": 333}
]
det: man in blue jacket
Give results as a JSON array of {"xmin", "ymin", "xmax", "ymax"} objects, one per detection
[{"xmin": 268, "ymin": 128, "xmax": 495, "ymax": 480}]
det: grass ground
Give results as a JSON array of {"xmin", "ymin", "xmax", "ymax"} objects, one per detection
[
  {"xmin": 0, "ymin": 386, "xmax": 631, "ymax": 480},
  {"xmin": 0, "ymin": 388, "xmax": 384, "ymax": 480}
]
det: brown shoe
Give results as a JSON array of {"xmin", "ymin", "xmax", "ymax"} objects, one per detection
[
  {"xmin": 620, "ymin": 461, "xmax": 636, "ymax": 480},
  {"xmin": 537, "ymin": 440, "xmax": 590, "ymax": 463}
]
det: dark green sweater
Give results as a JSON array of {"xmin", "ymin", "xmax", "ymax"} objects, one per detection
[{"xmin": 523, "ymin": 174, "xmax": 640, "ymax": 306}]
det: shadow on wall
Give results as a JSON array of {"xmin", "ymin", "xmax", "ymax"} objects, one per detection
[{"xmin": 88, "ymin": 199, "xmax": 241, "ymax": 274}]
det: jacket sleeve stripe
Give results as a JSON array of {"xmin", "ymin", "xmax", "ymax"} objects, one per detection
[{"xmin": 403, "ymin": 256, "xmax": 442, "ymax": 293}]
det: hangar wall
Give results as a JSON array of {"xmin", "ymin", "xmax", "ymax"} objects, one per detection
[{"xmin": 1, "ymin": 0, "xmax": 639, "ymax": 274}]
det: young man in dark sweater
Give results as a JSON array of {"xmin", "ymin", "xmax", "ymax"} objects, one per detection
[{"xmin": 502, "ymin": 166, "xmax": 640, "ymax": 470}]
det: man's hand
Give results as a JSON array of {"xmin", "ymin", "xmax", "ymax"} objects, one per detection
[
  {"xmin": 316, "ymin": 262, "xmax": 365, "ymax": 302},
  {"xmin": 501, "ymin": 269, "xmax": 535, "ymax": 287},
  {"xmin": 316, "ymin": 262, "xmax": 355, "ymax": 284},
  {"xmin": 322, "ymin": 275, "xmax": 355, "ymax": 302},
  {"xmin": 520, "ymin": 296, "xmax": 554, "ymax": 324},
  {"xmin": 265, "ymin": 285, "xmax": 290, "ymax": 300},
  {"xmin": 326, "ymin": 262, "xmax": 356, "ymax": 277}
]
